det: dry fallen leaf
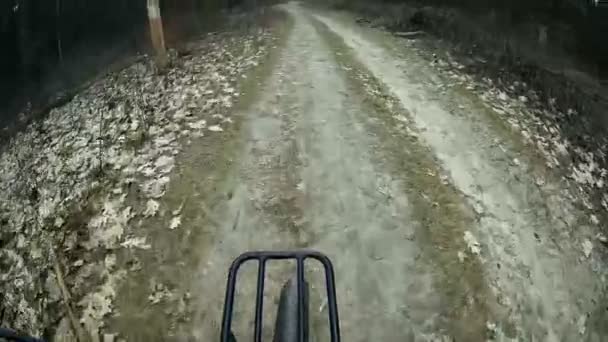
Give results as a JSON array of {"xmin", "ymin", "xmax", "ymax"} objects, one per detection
[
  {"xmin": 144, "ymin": 199, "xmax": 160, "ymax": 217},
  {"xmin": 169, "ymin": 216, "xmax": 182, "ymax": 230}
]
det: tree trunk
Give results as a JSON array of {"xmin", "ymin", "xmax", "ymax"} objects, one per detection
[
  {"xmin": 56, "ymin": 0, "xmax": 63, "ymax": 63},
  {"xmin": 147, "ymin": 0, "xmax": 167, "ymax": 67},
  {"xmin": 16, "ymin": 0, "xmax": 33, "ymax": 85}
]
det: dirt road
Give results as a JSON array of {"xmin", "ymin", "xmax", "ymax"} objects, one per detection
[
  {"xmin": 35, "ymin": 3, "xmax": 608, "ymax": 342},
  {"xmin": 190, "ymin": 4, "xmax": 447, "ymax": 341},
  {"xmin": 106, "ymin": 3, "xmax": 608, "ymax": 342}
]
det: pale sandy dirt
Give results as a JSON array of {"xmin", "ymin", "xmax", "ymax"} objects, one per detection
[{"xmin": 188, "ymin": 5, "xmax": 444, "ymax": 341}]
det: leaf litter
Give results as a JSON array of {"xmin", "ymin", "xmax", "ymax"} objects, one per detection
[
  {"xmin": 412, "ymin": 32, "xmax": 608, "ymax": 265},
  {"xmin": 0, "ymin": 26, "xmax": 274, "ymax": 338}
]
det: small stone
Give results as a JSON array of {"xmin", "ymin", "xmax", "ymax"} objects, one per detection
[
  {"xmin": 590, "ymin": 214, "xmax": 600, "ymax": 225},
  {"xmin": 577, "ymin": 314, "xmax": 587, "ymax": 335},
  {"xmin": 464, "ymin": 231, "xmax": 481, "ymax": 255},
  {"xmin": 404, "ymin": 232, "xmax": 415, "ymax": 241},
  {"xmin": 169, "ymin": 216, "xmax": 181, "ymax": 230},
  {"xmin": 486, "ymin": 321, "xmax": 497, "ymax": 338},
  {"xmin": 144, "ymin": 199, "xmax": 160, "ymax": 217},
  {"xmin": 457, "ymin": 251, "xmax": 466, "ymax": 262},
  {"xmin": 155, "ymin": 155, "xmax": 175, "ymax": 174},
  {"xmin": 141, "ymin": 176, "xmax": 170, "ymax": 199},
  {"xmin": 208, "ymin": 125, "xmax": 223, "ymax": 132},
  {"xmin": 105, "ymin": 254, "xmax": 117, "ymax": 270},
  {"xmin": 148, "ymin": 283, "xmax": 171, "ymax": 304},
  {"xmin": 582, "ymin": 239, "xmax": 593, "ymax": 258},
  {"xmin": 54, "ymin": 216, "xmax": 65, "ymax": 228}
]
